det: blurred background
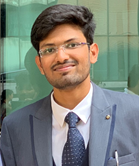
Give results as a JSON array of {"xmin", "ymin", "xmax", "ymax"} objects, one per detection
[{"xmin": 0, "ymin": 0, "xmax": 139, "ymax": 127}]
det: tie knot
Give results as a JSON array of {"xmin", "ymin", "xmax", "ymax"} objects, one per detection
[{"xmin": 65, "ymin": 112, "xmax": 80, "ymax": 128}]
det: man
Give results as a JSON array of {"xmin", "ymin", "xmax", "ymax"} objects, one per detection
[
  {"xmin": 124, "ymin": 64, "xmax": 139, "ymax": 95},
  {"xmin": 1, "ymin": 4, "xmax": 139, "ymax": 166}
]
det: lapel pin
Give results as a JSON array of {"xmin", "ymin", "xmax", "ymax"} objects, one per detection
[{"xmin": 106, "ymin": 115, "xmax": 111, "ymax": 120}]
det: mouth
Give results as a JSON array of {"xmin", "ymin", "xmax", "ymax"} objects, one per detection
[
  {"xmin": 53, "ymin": 63, "xmax": 75, "ymax": 72},
  {"xmin": 51, "ymin": 61, "xmax": 78, "ymax": 72}
]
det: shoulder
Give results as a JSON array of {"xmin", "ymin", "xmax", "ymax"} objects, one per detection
[
  {"xmin": 93, "ymin": 82, "xmax": 139, "ymax": 101},
  {"xmin": 103, "ymin": 88, "xmax": 139, "ymax": 105},
  {"xmin": 2, "ymin": 94, "xmax": 51, "ymax": 126},
  {"xmin": 92, "ymin": 82, "xmax": 139, "ymax": 111},
  {"xmin": 102, "ymin": 88, "xmax": 139, "ymax": 120}
]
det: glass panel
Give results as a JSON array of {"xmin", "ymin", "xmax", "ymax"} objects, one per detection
[{"xmin": 92, "ymin": 36, "xmax": 108, "ymax": 81}]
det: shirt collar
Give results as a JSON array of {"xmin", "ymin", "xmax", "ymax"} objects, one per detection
[{"xmin": 51, "ymin": 83, "xmax": 93, "ymax": 127}]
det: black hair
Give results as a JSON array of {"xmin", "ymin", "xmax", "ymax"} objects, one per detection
[
  {"xmin": 31, "ymin": 4, "xmax": 96, "ymax": 53},
  {"xmin": 1, "ymin": 89, "xmax": 13, "ymax": 104}
]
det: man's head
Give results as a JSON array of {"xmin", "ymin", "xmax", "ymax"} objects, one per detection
[
  {"xmin": 1, "ymin": 89, "xmax": 13, "ymax": 102},
  {"xmin": 31, "ymin": 4, "xmax": 98, "ymax": 91},
  {"xmin": 31, "ymin": 4, "xmax": 96, "ymax": 53}
]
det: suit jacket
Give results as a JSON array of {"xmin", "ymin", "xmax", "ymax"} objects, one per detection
[{"xmin": 1, "ymin": 82, "xmax": 139, "ymax": 166}]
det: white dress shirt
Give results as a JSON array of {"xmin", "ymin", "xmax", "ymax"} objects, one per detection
[{"xmin": 51, "ymin": 83, "xmax": 93, "ymax": 166}]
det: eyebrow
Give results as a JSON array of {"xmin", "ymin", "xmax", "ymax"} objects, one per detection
[{"xmin": 40, "ymin": 38, "xmax": 78, "ymax": 49}]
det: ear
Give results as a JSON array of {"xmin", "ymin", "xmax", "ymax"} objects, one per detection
[
  {"xmin": 35, "ymin": 56, "xmax": 45, "ymax": 75},
  {"xmin": 89, "ymin": 43, "xmax": 99, "ymax": 64}
]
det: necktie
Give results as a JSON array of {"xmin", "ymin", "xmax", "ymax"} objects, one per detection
[{"xmin": 62, "ymin": 112, "xmax": 85, "ymax": 166}]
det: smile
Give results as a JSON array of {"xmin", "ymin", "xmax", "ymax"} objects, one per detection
[{"xmin": 53, "ymin": 64, "xmax": 75, "ymax": 72}]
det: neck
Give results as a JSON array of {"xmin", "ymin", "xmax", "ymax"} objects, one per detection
[{"xmin": 53, "ymin": 76, "xmax": 91, "ymax": 109}]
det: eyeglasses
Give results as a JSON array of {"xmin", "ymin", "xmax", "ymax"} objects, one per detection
[{"xmin": 39, "ymin": 42, "xmax": 90, "ymax": 57}]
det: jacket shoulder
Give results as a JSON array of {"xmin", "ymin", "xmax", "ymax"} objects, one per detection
[{"xmin": 2, "ymin": 95, "xmax": 51, "ymax": 125}]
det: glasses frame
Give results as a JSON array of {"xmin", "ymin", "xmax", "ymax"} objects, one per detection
[{"xmin": 39, "ymin": 42, "xmax": 90, "ymax": 57}]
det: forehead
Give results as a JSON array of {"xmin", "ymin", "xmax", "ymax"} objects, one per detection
[{"xmin": 39, "ymin": 24, "xmax": 86, "ymax": 49}]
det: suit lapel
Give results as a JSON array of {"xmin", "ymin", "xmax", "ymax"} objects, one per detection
[
  {"xmin": 30, "ymin": 95, "xmax": 53, "ymax": 166},
  {"xmin": 89, "ymin": 83, "xmax": 117, "ymax": 166},
  {"xmin": 29, "ymin": 83, "xmax": 117, "ymax": 166}
]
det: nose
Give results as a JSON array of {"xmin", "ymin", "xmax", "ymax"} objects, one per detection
[
  {"xmin": 56, "ymin": 45, "xmax": 65, "ymax": 53},
  {"xmin": 55, "ymin": 46, "xmax": 69, "ymax": 63}
]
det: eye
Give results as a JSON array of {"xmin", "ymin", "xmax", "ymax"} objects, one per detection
[
  {"xmin": 65, "ymin": 43, "xmax": 80, "ymax": 49},
  {"xmin": 43, "ymin": 47, "xmax": 56, "ymax": 55}
]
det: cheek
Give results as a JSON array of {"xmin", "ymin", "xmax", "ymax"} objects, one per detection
[
  {"xmin": 80, "ymin": 52, "xmax": 90, "ymax": 64},
  {"xmin": 74, "ymin": 49, "xmax": 89, "ymax": 61},
  {"xmin": 41, "ymin": 59, "xmax": 52, "ymax": 73}
]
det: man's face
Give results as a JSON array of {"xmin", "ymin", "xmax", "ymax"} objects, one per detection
[{"xmin": 35, "ymin": 24, "xmax": 98, "ymax": 90}]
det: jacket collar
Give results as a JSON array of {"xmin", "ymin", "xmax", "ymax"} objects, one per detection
[{"xmin": 89, "ymin": 82, "xmax": 116, "ymax": 166}]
